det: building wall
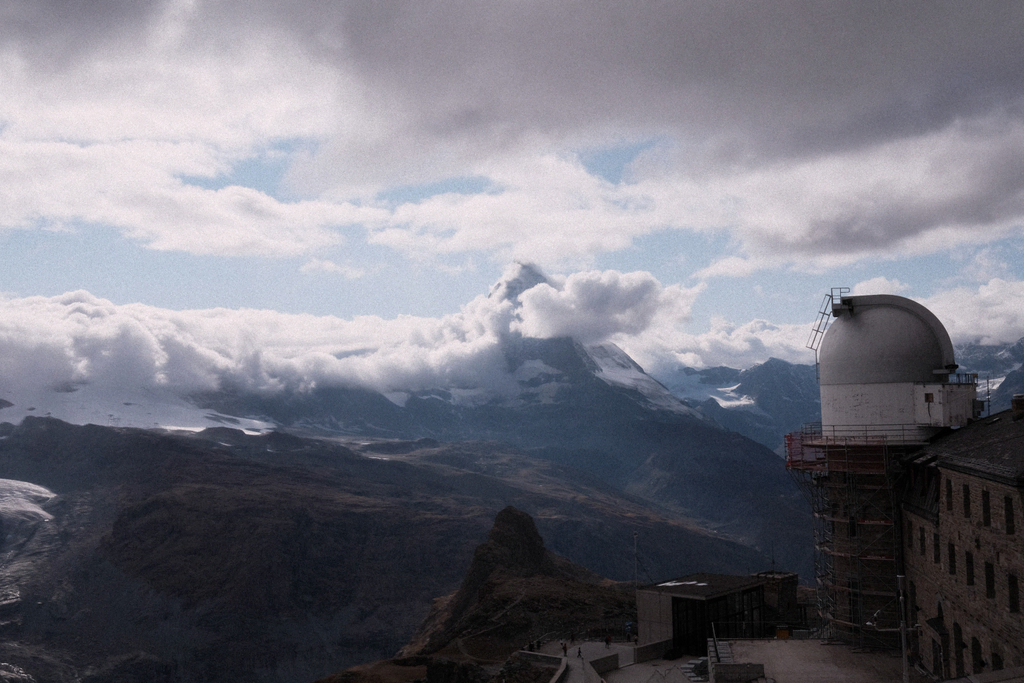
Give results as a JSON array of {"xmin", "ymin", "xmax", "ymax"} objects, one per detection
[
  {"xmin": 757, "ymin": 572, "xmax": 801, "ymax": 626},
  {"xmin": 906, "ymin": 468, "xmax": 1024, "ymax": 678},
  {"xmin": 636, "ymin": 589, "xmax": 673, "ymax": 646},
  {"xmin": 820, "ymin": 382, "xmax": 974, "ymax": 438},
  {"xmin": 912, "ymin": 383, "xmax": 977, "ymax": 427},
  {"xmin": 821, "ymin": 382, "xmax": 918, "ymax": 429}
]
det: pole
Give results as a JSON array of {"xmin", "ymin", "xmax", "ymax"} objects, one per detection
[
  {"xmin": 633, "ymin": 531, "xmax": 638, "ymax": 589},
  {"xmin": 898, "ymin": 574, "xmax": 909, "ymax": 683}
]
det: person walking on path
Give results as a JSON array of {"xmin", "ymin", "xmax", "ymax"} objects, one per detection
[
  {"xmin": 577, "ymin": 647, "xmax": 583, "ymax": 659},
  {"xmin": 605, "ymin": 634, "xmax": 611, "ymax": 649},
  {"xmin": 561, "ymin": 642, "xmax": 567, "ymax": 657}
]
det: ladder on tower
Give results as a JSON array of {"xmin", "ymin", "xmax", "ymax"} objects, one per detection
[{"xmin": 807, "ymin": 287, "xmax": 849, "ymax": 381}]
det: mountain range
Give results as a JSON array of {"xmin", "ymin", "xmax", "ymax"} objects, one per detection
[
  {"xmin": 0, "ymin": 266, "xmax": 1021, "ymax": 681},
  {"xmin": 0, "ymin": 267, "xmax": 811, "ymax": 681},
  {"xmin": 189, "ymin": 332, "xmax": 812, "ymax": 572}
]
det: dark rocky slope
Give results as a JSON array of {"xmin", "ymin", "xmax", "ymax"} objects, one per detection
[
  {"xmin": 400, "ymin": 506, "xmax": 633, "ymax": 659},
  {"xmin": 197, "ymin": 336, "xmax": 811, "ymax": 578},
  {"xmin": 0, "ymin": 418, "xmax": 771, "ymax": 683},
  {"xmin": 316, "ymin": 507, "xmax": 636, "ymax": 683}
]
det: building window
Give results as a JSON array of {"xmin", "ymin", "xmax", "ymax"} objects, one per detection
[
  {"xmin": 1010, "ymin": 574, "xmax": 1019, "ymax": 613},
  {"xmin": 982, "ymin": 490, "xmax": 991, "ymax": 527},
  {"xmin": 947, "ymin": 479, "xmax": 953, "ymax": 511},
  {"xmin": 966, "ymin": 551, "xmax": 974, "ymax": 586},
  {"xmin": 934, "ymin": 533, "xmax": 941, "ymax": 564},
  {"xmin": 919, "ymin": 526, "xmax": 926, "ymax": 556},
  {"xmin": 1006, "ymin": 496, "xmax": 1015, "ymax": 535},
  {"xmin": 849, "ymin": 516, "xmax": 858, "ymax": 538},
  {"xmin": 964, "ymin": 484, "xmax": 971, "ymax": 518},
  {"xmin": 992, "ymin": 652, "xmax": 1003, "ymax": 671},
  {"xmin": 925, "ymin": 392, "xmax": 934, "ymax": 403},
  {"xmin": 986, "ymin": 562, "xmax": 995, "ymax": 599},
  {"xmin": 953, "ymin": 622, "xmax": 965, "ymax": 678},
  {"xmin": 972, "ymin": 637, "xmax": 985, "ymax": 674},
  {"xmin": 948, "ymin": 543, "xmax": 957, "ymax": 575}
]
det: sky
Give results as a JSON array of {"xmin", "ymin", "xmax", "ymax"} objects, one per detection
[{"xmin": 2, "ymin": 1, "xmax": 1024, "ymax": 403}]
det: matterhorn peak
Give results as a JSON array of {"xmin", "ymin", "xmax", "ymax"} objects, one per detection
[{"xmin": 487, "ymin": 262, "xmax": 551, "ymax": 304}]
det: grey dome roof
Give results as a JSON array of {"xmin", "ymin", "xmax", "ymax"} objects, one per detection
[{"xmin": 819, "ymin": 294, "xmax": 956, "ymax": 385}]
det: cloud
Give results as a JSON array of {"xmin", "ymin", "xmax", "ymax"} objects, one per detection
[
  {"xmin": 371, "ymin": 154, "xmax": 667, "ymax": 267},
  {"xmin": 0, "ymin": 138, "xmax": 376, "ymax": 255},
  {"xmin": 851, "ymin": 277, "xmax": 910, "ymax": 296},
  {"xmin": 299, "ymin": 259, "xmax": 364, "ymax": 278},
  {"xmin": 515, "ymin": 270, "xmax": 702, "ymax": 344},
  {"xmin": 0, "ymin": 13, "xmax": 389, "ymax": 258},
  {"xmin": 0, "ymin": 269, "xmax": 707, "ymax": 403},
  {"xmin": 620, "ymin": 318, "xmax": 815, "ymax": 376},
  {"xmin": 3, "ymin": 273, "xmax": 1021, "ymax": 414},
  {"xmin": 693, "ymin": 256, "xmax": 766, "ymax": 280},
  {"xmin": 2, "ymin": 1, "xmax": 1023, "ymax": 271},
  {"xmin": 922, "ymin": 279, "xmax": 1024, "ymax": 346},
  {"xmin": 0, "ymin": 289, "xmax": 518, "ymax": 401},
  {"xmin": 956, "ymin": 247, "xmax": 1015, "ymax": 283},
  {"xmin": 282, "ymin": 1, "xmax": 1024, "ymax": 161}
]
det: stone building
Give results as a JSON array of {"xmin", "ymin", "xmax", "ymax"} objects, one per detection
[{"xmin": 901, "ymin": 399, "xmax": 1024, "ymax": 678}]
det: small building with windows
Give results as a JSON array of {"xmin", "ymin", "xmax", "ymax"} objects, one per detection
[
  {"xmin": 636, "ymin": 572, "xmax": 801, "ymax": 655},
  {"xmin": 901, "ymin": 399, "xmax": 1024, "ymax": 679}
]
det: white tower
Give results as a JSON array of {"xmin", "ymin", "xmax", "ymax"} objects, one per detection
[
  {"xmin": 788, "ymin": 291, "xmax": 979, "ymax": 647},
  {"xmin": 818, "ymin": 294, "xmax": 978, "ymax": 442}
]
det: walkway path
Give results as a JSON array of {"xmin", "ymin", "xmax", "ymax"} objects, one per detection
[{"xmin": 538, "ymin": 640, "xmax": 636, "ymax": 683}]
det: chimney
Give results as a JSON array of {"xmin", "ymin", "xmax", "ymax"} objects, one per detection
[{"xmin": 1013, "ymin": 394, "xmax": 1024, "ymax": 420}]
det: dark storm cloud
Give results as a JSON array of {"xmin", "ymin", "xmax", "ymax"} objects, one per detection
[
  {"xmin": 0, "ymin": 0, "xmax": 163, "ymax": 64},
  {"xmin": 276, "ymin": 0, "xmax": 1024, "ymax": 256},
  {"xmin": 8, "ymin": 0, "xmax": 1023, "ymax": 160},
  {"xmin": 3, "ymin": 0, "xmax": 1024, "ymax": 263},
  {"xmin": 278, "ymin": 1, "xmax": 1024, "ymax": 158}
]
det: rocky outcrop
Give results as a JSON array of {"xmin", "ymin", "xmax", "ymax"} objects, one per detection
[{"xmin": 402, "ymin": 507, "xmax": 630, "ymax": 658}]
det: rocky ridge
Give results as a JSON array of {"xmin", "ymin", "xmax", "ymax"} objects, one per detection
[
  {"xmin": 316, "ymin": 506, "xmax": 636, "ymax": 683},
  {"xmin": 400, "ymin": 506, "xmax": 630, "ymax": 658},
  {"xmin": 0, "ymin": 418, "xmax": 768, "ymax": 683}
]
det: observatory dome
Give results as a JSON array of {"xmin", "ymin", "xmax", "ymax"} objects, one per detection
[{"xmin": 818, "ymin": 294, "xmax": 956, "ymax": 386}]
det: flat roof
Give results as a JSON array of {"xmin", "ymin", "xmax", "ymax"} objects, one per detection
[{"xmin": 638, "ymin": 573, "xmax": 764, "ymax": 601}]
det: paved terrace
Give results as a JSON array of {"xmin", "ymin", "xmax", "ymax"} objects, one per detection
[{"xmin": 533, "ymin": 637, "xmax": 993, "ymax": 683}]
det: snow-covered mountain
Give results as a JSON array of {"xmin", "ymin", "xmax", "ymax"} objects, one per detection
[
  {"xmin": 586, "ymin": 341, "xmax": 704, "ymax": 417},
  {"xmin": 954, "ymin": 337, "xmax": 1024, "ymax": 410},
  {"xmin": 0, "ymin": 384, "xmax": 274, "ymax": 433},
  {"xmin": 0, "ymin": 265, "xmax": 815, "ymax": 598},
  {"xmin": 485, "ymin": 262, "xmax": 704, "ymax": 419},
  {"xmin": 0, "ymin": 263, "xmax": 703, "ymax": 433},
  {"xmin": 652, "ymin": 359, "xmax": 820, "ymax": 454}
]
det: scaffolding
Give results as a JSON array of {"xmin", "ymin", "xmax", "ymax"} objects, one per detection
[
  {"xmin": 792, "ymin": 287, "xmax": 978, "ymax": 656},
  {"xmin": 787, "ymin": 426, "xmax": 916, "ymax": 649}
]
